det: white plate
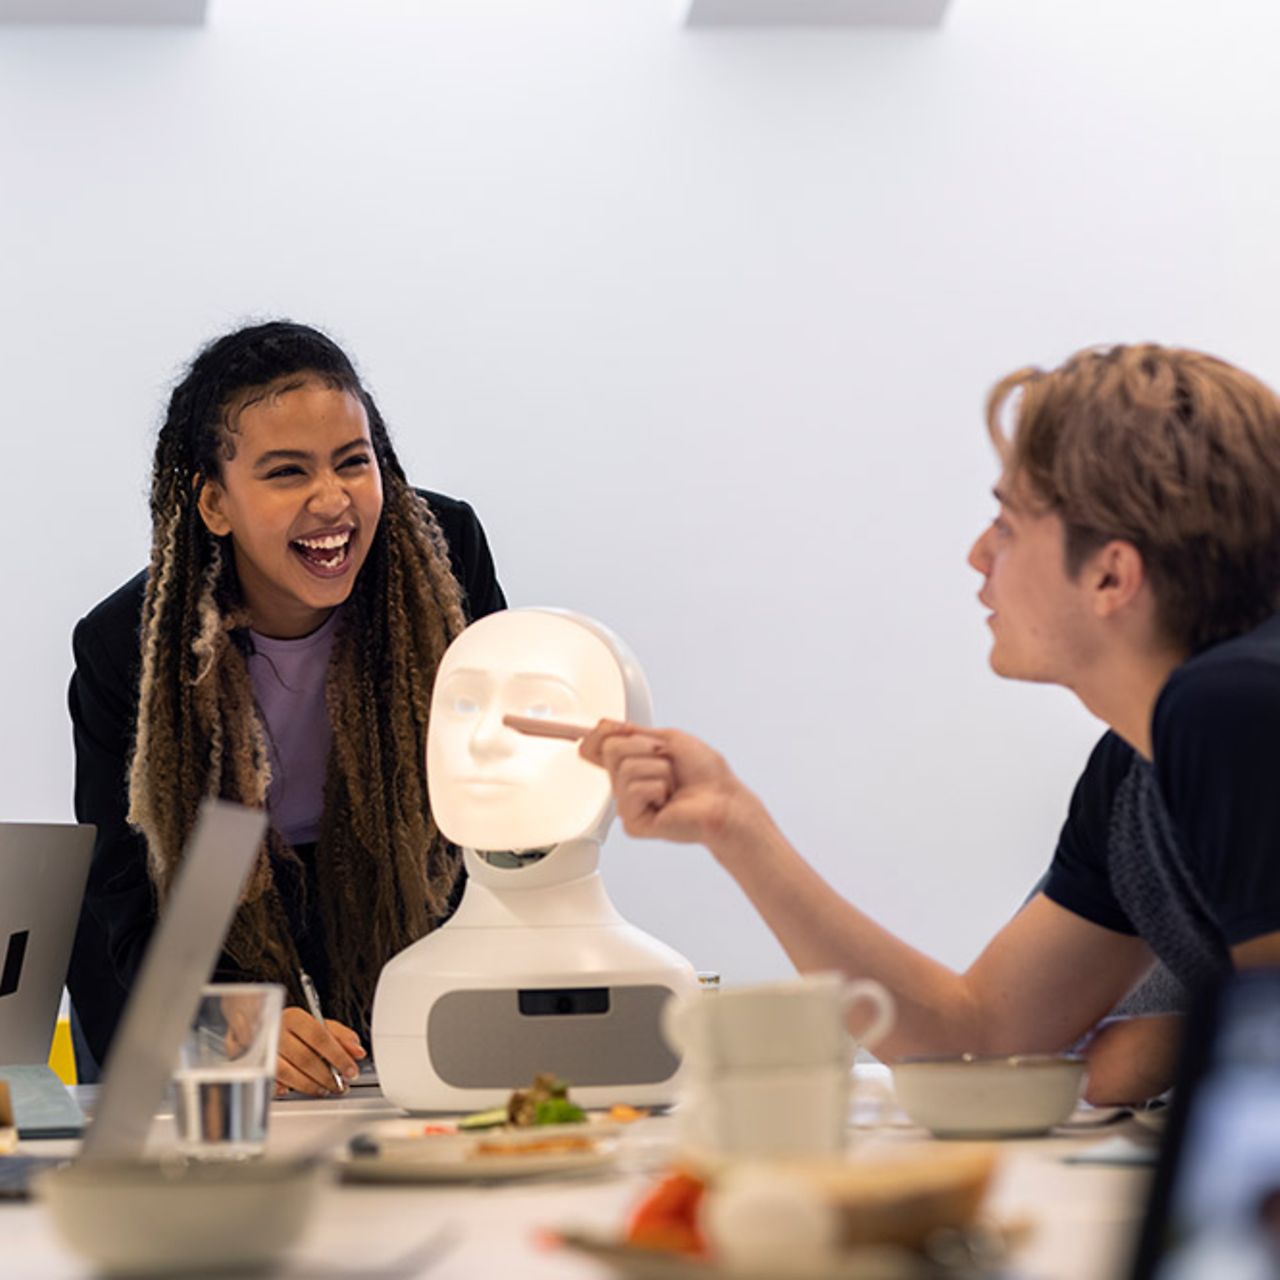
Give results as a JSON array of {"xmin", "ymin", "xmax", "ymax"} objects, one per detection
[
  {"xmin": 363, "ymin": 1116, "xmax": 623, "ymax": 1142},
  {"xmin": 557, "ymin": 1231, "xmax": 945, "ymax": 1278},
  {"xmin": 342, "ymin": 1122, "xmax": 623, "ymax": 1183},
  {"xmin": 556, "ymin": 1224, "xmax": 1020, "ymax": 1279}
]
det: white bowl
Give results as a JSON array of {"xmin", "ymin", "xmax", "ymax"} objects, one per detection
[
  {"xmin": 36, "ymin": 1157, "xmax": 326, "ymax": 1275},
  {"xmin": 892, "ymin": 1054, "xmax": 1086, "ymax": 1138}
]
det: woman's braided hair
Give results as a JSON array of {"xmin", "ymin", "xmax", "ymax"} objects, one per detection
[{"xmin": 128, "ymin": 320, "xmax": 467, "ymax": 1029}]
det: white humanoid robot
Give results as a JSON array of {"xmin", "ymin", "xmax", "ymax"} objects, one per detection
[{"xmin": 371, "ymin": 608, "xmax": 699, "ymax": 1112}]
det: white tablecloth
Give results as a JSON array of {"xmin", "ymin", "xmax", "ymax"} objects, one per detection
[{"xmin": 2, "ymin": 1068, "xmax": 1154, "ymax": 1279}]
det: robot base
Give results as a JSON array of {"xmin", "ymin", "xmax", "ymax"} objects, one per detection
[{"xmin": 373, "ymin": 920, "xmax": 698, "ymax": 1112}]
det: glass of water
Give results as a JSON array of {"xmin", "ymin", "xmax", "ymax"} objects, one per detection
[{"xmin": 174, "ymin": 983, "xmax": 284, "ymax": 1160}]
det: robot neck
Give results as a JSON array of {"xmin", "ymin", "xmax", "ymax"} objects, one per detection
[{"xmin": 448, "ymin": 839, "xmax": 625, "ymax": 928}]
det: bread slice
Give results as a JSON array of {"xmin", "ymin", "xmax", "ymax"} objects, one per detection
[{"xmin": 698, "ymin": 1145, "xmax": 999, "ymax": 1251}]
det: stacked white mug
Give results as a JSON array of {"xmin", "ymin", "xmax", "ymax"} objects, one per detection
[{"xmin": 664, "ymin": 972, "xmax": 894, "ymax": 1159}]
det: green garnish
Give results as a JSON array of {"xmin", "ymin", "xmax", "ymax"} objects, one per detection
[
  {"xmin": 458, "ymin": 1106, "xmax": 510, "ymax": 1130},
  {"xmin": 534, "ymin": 1097, "xmax": 587, "ymax": 1125}
]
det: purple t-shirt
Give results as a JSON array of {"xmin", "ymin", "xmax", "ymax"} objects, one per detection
[{"xmin": 247, "ymin": 610, "xmax": 340, "ymax": 847}]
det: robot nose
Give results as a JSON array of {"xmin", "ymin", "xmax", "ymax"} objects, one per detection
[{"xmin": 469, "ymin": 706, "xmax": 517, "ymax": 761}]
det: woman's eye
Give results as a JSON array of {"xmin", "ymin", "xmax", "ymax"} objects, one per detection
[
  {"xmin": 340, "ymin": 455, "xmax": 371, "ymax": 471},
  {"xmin": 266, "ymin": 466, "xmax": 304, "ymax": 480}
]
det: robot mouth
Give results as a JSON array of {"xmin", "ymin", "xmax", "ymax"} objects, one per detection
[
  {"xmin": 476, "ymin": 849, "xmax": 553, "ymax": 869},
  {"xmin": 456, "ymin": 777, "xmax": 520, "ymax": 790}
]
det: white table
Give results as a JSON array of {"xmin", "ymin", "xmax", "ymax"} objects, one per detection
[{"xmin": 2, "ymin": 1071, "xmax": 1155, "ymax": 1279}]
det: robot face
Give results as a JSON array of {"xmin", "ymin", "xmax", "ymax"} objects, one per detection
[{"xmin": 427, "ymin": 611, "xmax": 627, "ymax": 851}]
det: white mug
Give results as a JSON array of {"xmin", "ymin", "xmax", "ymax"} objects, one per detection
[
  {"xmin": 678, "ymin": 1061, "xmax": 853, "ymax": 1157},
  {"xmin": 662, "ymin": 972, "xmax": 894, "ymax": 1072}
]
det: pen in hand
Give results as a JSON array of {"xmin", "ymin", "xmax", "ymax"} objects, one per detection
[{"xmin": 298, "ymin": 969, "xmax": 347, "ymax": 1095}]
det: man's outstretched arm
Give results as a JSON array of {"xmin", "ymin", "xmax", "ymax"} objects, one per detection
[{"xmin": 582, "ymin": 721, "xmax": 1154, "ymax": 1064}]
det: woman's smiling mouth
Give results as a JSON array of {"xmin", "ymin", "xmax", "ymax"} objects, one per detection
[{"xmin": 290, "ymin": 527, "xmax": 355, "ymax": 577}]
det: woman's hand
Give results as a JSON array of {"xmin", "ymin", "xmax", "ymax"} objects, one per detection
[
  {"xmin": 578, "ymin": 720, "xmax": 756, "ymax": 849},
  {"xmin": 275, "ymin": 1007, "xmax": 365, "ymax": 1097}
]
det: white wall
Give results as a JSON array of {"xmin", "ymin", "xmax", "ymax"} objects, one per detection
[{"xmin": 2, "ymin": 0, "xmax": 1277, "ymax": 985}]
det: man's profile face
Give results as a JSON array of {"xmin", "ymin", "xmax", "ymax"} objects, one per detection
[{"xmin": 967, "ymin": 471, "xmax": 1101, "ymax": 686}]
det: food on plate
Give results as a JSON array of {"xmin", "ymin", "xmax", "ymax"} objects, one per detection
[
  {"xmin": 608, "ymin": 1146, "xmax": 999, "ymax": 1266},
  {"xmin": 472, "ymin": 1133, "xmax": 600, "ymax": 1159},
  {"xmin": 506, "ymin": 1073, "xmax": 587, "ymax": 1127},
  {"xmin": 363, "ymin": 1074, "xmax": 641, "ymax": 1163},
  {"xmin": 624, "ymin": 1169, "xmax": 707, "ymax": 1255},
  {"xmin": 701, "ymin": 1168, "xmax": 840, "ymax": 1272},
  {"xmin": 454, "ymin": 1077, "xmax": 587, "ymax": 1131},
  {"xmin": 452, "ymin": 1076, "xmax": 647, "ymax": 1134},
  {"xmin": 781, "ymin": 1145, "xmax": 999, "ymax": 1249},
  {"xmin": 456, "ymin": 1107, "xmax": 508, "ymax": 1131},
  {"xmin": 345, "ymin": 1072, "xmax": 634, "ymax": 1175},
  {"xmin": 606, "ymin": 1103, "xmax": 649, "ymax": 1123}
]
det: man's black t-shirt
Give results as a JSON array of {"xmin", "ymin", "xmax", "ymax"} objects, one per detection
[{"xmin": 1043, "ymin": 612, "xmax": 1280, "ymax": 990}]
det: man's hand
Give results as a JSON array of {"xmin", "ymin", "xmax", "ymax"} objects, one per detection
[
  {"xmin": 1079, "ymin": 1013, "xmax": 1183, "ymax": 1106},
  {"xmin": 578, "ymin": 720, "xmax": 756, "ymax": 848},
  {"xmin": 275, "ymin": 1007, "xmax": 365, "ymax": 1096}
]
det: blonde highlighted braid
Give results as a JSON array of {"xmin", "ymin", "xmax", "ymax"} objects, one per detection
[{"xmin": 128, "ymin": 322, "xmax": 467, "ymax": 1028}]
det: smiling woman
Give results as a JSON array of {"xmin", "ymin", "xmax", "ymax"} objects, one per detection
[
  {"xmin": 66, "ymin": 321, "xmax": 506, "ymax": 1095},
  {"xmin": 195, "ymin": 378, "xmax": 386, "ymax": 639}
]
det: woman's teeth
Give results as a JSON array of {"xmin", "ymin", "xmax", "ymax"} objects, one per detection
[
  {"xmin": 296, "ymin": 532, "xmax": 350, "ymax": 550},
  {"xmin": 292, "ymin": 531, "xmax": 352, "ymax": 569}
]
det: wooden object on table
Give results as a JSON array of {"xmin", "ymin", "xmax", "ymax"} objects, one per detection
[{"xmin": 0, "ymin": 1080, "xmax": 17, "ymax": 1154}]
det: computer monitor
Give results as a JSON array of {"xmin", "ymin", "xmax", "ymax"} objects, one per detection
[
  {"xmin": 0, "ymin": 800, "xmax": 266, "ymax": 1197},
  {"xmin": 1131, "ymin": 968, "xmax": 1280, "ymax": 1279}
]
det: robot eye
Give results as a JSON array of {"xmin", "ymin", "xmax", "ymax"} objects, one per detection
[{"xmin": 450, "ymin": 696, "xmax": 481, "ymax": 715}]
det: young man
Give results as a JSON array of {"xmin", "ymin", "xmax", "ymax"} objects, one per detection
[{"xmin": 582, "ymin": 344, "xmax": 1280, "ymax": 1104}]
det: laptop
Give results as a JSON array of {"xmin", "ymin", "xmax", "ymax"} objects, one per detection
[
  {"xmin": 0, "ymin": 823, "xmax": 95, "ymax": 1068},
  {"xmin": 1130, "ymin": 967, "xmax": 1280, "ymax": 1278},
  {"xmin": 0, "ymin": 799, "xmax": 266, "ymax": 1193}
]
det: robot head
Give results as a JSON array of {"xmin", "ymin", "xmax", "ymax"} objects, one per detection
[{"xmin": 427, "ymin": 608, "xmax": 653, "ymax": 856}]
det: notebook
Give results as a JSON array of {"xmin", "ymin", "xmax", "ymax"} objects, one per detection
[
  {"xmin": 0, "ymin": 799, "xmax": 266, "ymax": 1194},
  {"xmin": 0, "ymin": 1064, "xmax": 85, "ymax": 1140}
]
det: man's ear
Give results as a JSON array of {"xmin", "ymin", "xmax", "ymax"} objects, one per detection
[
  {"xmin": 196, "ymin": 477, "xmax": 232, "ymax": 538},
  {"xmin": 1089, "ymin": 540, "xmax": 1146, "ymax": 619}
]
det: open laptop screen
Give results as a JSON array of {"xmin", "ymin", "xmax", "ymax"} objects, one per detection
[
  {"xmin": 0, "ymin": 823, "xmax": 95, "ymax": 1067},
  {"xmin": 79, "ymin": 799, "xmax": 266, "ymax": 1163},
  {"xmin": 1131, "ymin": 968, "xmax": 1280, "ymax": 1279}
]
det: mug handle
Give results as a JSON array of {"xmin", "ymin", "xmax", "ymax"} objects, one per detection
[{"xmin": 842, "ymin": 979, "xmax": 895, "ymax": 1052}]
